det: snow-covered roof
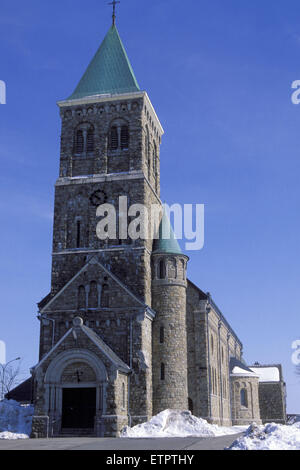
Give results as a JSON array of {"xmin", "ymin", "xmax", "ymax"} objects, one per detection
[
  {"xmin": 231, "ymin": 366, "xmax": 258, "ymax": 377},
  {"xmin": 230, "ymin": 358, "xmax": 259, "ymax": 378},
  {"xmin": 250, "ymin": 366, "xmax": 280, "ymax": 382}
]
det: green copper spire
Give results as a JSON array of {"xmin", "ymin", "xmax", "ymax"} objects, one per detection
[
  {"xmin": 68, "ymin": 25, "xmax": 140, "ymax": 100},
  {"xmin": 152, "ymin": 211, "xmax": 183, "ymax": 255}
]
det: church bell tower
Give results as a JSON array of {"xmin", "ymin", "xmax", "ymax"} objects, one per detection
[
  {"xmin": 50, "ymin": 23, "xmax": 164, "ymax": 305},
  {"xmin": 33, "ymin": 16, "xmax": 165, "ymax": 437}
]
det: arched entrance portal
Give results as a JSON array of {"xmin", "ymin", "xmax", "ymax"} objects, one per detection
[
  {"xmin": 62, "ymin": 387, "xmax": 96, "ymax": 429},
  {"xmin": 44, "ymin": 350, "xmax": 108, "ymax": 436},
  {"xmin": 61, "ymin": 361, "xmax": 97, "ymax": 429}
]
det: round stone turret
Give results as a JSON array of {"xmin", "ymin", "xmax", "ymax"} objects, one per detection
[{"xmin": 151, "ymin": 213, "xmax": 189, "ymax": 414}]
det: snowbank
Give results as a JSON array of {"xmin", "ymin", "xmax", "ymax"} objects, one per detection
[
  {"xmin": 0, "ymin": 400, "xmax": 34, "ymax": 440},
  {"xmin": 228, "ymin": 422, "xmax": 300, "ymax": 450},
  {"xmin": 121, "ymin": 409, "xmax": 246, "ymax": 438}
]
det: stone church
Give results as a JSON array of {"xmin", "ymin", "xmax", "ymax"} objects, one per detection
[{"xmin": 27, "ymin": 19, "xmax": 286, "ymax": 438}]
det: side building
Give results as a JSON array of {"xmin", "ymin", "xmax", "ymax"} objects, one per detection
[
  {"xmin": 187, "ymin": 282, "xmax": 256, "ymax": 427},
  {"xmin": 250, "ymin": 364, "xmax": 287, "ymax": 424}
]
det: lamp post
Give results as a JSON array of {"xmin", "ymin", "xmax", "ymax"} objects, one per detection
[{"xmin": 0, "ymin": 357, "xmax": 21, "ymax": 401}]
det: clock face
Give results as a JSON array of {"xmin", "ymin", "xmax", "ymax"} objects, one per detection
[{"xmin": 89, "ymin": 190, "xmax": 107, "ymax": 207}]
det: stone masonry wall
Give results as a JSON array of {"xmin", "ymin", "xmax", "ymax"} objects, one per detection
[
  {"xmin": 258, "ymin": 382, "xmax": 286, "ymax": 424},
  {"xmin": 186, "ymin": 282, "xmax": 245, "ymax": 426},
  {"xmin": 186, "ymin": 284, "xmax": 210, "ymax": 419},
  {"xmin": 231, "ymin": 375, "xmax": 262, "ymax": 426},
  {"xmin": 32, "ymin": 326, "xmax": 130, "ymax": 438}
]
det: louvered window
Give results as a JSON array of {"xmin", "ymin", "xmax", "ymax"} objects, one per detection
[
  {"xmin": 121, "ymin": 126, "xmax": 129, "ymax": 149},
  {"xmin": 110, "ymin": 126, "xmax": 118, "ymax": 150},
  {"xmin": 76, "ymin": 130, "xmax": 84, "ymax": 154},
  {"xmin": 87, "ymin": 130, "xmax": 94, "ymax": 152}
]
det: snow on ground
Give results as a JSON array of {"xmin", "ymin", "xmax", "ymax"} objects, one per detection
[
  {"xmin": 228, "ymin": 422, "xmax": 300, "ymax": 450},
  {"xmin": 0, "ymin": 400, "xmax": 34, "ymax": 440},
  {"xmin": 121, "ymin": 409, "xmax": 247, "ymax": 438}
]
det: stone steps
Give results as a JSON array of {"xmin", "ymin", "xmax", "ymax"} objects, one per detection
[{"xmin": 57, "ymin": 428, "xmax": 96, "ymax": 438}]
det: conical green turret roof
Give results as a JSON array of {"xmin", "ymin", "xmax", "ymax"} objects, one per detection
[
  {"xmin": 152, "ymin": 211, "xmax": 183, "ymax": 255},
  {"xmin": 68, "ymin": 25, "xmax": 140, "ymax": 100}
]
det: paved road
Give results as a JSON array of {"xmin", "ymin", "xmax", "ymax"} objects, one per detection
[{"xmin": 0, "ymin": 433, "xmax": 242, "ymax": 451}]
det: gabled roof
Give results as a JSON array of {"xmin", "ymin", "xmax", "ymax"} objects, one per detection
[
  {"xmin": 38, "ymin": 292, "xmax": 53, "ymax": 310},
  {"xmin": 230, "ymin": 357, "xmax": 259, "ymax": 377},
  {"xmin": 186, "ymin": 281, "xmax": 243, "ymax": 347},
  {"xmin": 39, "ymin": 256, "xmax": 155, "ymax": 318},
  {"xmin": 5, "ymin": 377, "xmax": 32, "ymax": 403},
  {"xmin": 68, "ymin": 25, "xmax": 140, "ymax": 100},
  {"xmin": 187, "ymin": 280, "xmax": 208, "ymax": 300},
  {"xmin": 81, "ymin": 325, "xmax": 130, "ymax": 373},
  {"xmin": 33, "ymin": 322, "xmax": 130, "ymax": 374},
  {"xmin": 249, "ymin": 365, "xmax": 281, "ymax": 383},
  {"xmin": 152, "ymin": 211, "xmax": 183, "ymax": 255}
]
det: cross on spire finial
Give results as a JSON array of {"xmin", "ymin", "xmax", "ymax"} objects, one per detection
[{"xmin": 108, "ymin": 0, "xmax": 120, "ymax": 26}]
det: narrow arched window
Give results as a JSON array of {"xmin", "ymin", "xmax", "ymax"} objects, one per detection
[
  {"xmin": 78, "ymin": 285, "xmax": 86, "ymax": 310},
  {"xmin": 181, "ymin": 260, "xmax": 185, "ymax": 280},
  {"xmin": 168, "ymin": 258, "xmax": 176, "ymax": 279},
  {"xmin": 145, "ymin": 128, "xmax": 150, "ymax": 156},
  {"xmin": 122, "ymin": 383, "xmax": 126, "ymax": 409},
  {"xmin": 89, "ymin": 281, "xmax": 98, "ymax": 309},
  {"xmin": 153, "ymin": 142, "xmax": 157, "ymax": 174},
  {"xmin": 159, "ymin": 259, "xmax": 166, "ymax": 279},
  {"xmin": 76, "ymin": 130, "xmax": 84, "ymax": 154},
  {"xmin": 145, "ymin": 127, "xmax": 151, "ymax": 176},
  {"xmin": 110, "ymin": 126, "xmax": 118, "ymax": 150},
  {"xmin": 87, "ymin": 129, "xmax": 94, "ymax": 152},
  {"xmin": 160, "ymin": 326, "xmax": 164, "ymax": 344},
  {"xmin": 101, "ymin": 284, "xmax": 109, "ymax": 308},
  {"xmin": 121, "ymin": 126, "xmax": 129, "ymax": 149},
  {"xmin": 145, "ymin": 135, "xmax": 148, "ymax": 158},
  {"xmin": 161, "ymin": 363, "xmax": 165, "ymax": 381},
  {"xmin": 188, "ymin": 398, "xmax": 194, "ymax": 415},
  {"xmin": 240, "ymin": 388, "xmax": 248, "ymax": 407}
]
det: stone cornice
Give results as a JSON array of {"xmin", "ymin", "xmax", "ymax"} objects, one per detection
[
  {"xmin": 55, "ymin": 170, "xmax": 145, "ymax": 187},
  {"xmin": 57, "ymin": 90, "xmax": 164, "ymax": 135}
]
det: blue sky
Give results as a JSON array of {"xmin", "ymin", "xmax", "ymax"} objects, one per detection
[{"xmin": 0, "ymin": 0, "xmax": 299, "ymax": 413}]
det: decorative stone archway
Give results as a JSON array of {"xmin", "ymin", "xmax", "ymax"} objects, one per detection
[{"xmin": 44, "ymin": 349, "xmax": 108, "ymax": 436}]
